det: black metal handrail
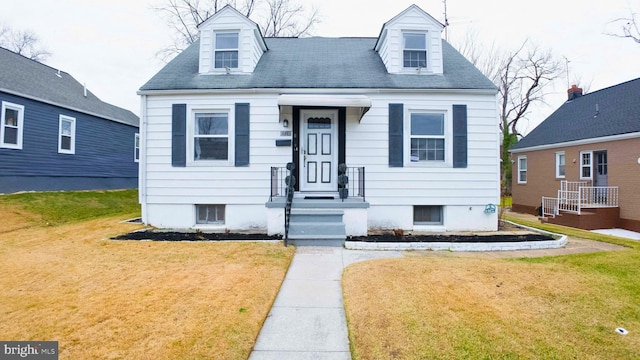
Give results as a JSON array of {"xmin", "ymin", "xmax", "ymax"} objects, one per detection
[
  {"xmin": 283, "ymin": 163, "xmax": 295, "ymax": 247},
  {"xmin": 343, "ymin": 166, "xmax": 366, "ymax": 201}
]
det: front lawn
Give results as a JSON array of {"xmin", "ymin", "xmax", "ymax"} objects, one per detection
[
  {"xmin": 343, "ymin": 223, "xmax": 640, "ymax": 359},
  {"xmin": 0, "ymin": 191, "xmax": 295, "ymax": 359}
]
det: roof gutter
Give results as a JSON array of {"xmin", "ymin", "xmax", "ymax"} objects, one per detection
[
  {"xmin": 0, "ymin": 87, "xmax": 139, "ymax": 127},
  {"xmin": 509, "ymin": 131, "xmax": 640, "ymax": 153},
  {"xmin": 137, "ymin": 87, "xmax": 498, "ymax": 97}
]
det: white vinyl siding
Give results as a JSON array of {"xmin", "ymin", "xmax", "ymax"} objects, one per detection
[
  {"xmin": 58, "ymin": 115, "xmax": 76, "ymax": 154},
  {"xmin": 141, "ymin": 91, "xmax": 498, "ymax": 231},
  {"xmin": 580, "ymin": 151, "xmax": 592, "ymax": 179},
  {"xmin": 555, "ymin": 151, "xmax": 565, "ymax": 178},
  {"xmin": 517, "ymin": 156, "xmax": 527, "ymax": 184},
  {"xmin": 1, "ymin": 101, "xmax": 24, "ymax": 149}
]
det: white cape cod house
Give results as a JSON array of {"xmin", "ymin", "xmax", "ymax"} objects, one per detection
[{"xmin": 138, "ymin": 5, "xmax": 499, "ymax": 241}]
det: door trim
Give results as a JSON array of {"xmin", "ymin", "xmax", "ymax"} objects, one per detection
[
  {"xmin": 292, "ymin": 106, "xmax": 346, "ymax": 192},
  {"xmin": 299, "ymin": 109, "xmax": 338, "ymax": 192}
]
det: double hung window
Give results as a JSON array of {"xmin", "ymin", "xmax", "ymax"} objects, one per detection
[
  {"xmin": 134, "ymin": 133, "xmax": 140, "ymax": 162},
  {"xmin": 403, "ymin": 32, "xmax": 427, "ymax": 68},
  {"xmin": 555, "ymin": 152, "xmax": 565, "ymax": 178},
  {"xmin": 517, "ymin": 156, "xmax": 527, "ymax": 183},
  {"xmin": 58, "ymin": 115, "xmax": 75, "ymax": 154},
  {"xmin": 214, "ymin": 32, "xmax": 239, "ymax": 69},
  {"xmin": 194, "ymin": 112, "xmax": 229, "ymax": 161},
  {"xmin": 1, "ymin": 101, "xmax": 24, "ymax": 149},
  {"xmin": 410, "ymin": 112, "xmax": 445, "ymax": 162},
  {"xmin": 580, "ymin": 151, "xmax": 592, "ymax": 179}
]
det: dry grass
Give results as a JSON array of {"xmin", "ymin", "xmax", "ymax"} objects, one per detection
[
  {"xmin": 344, "ymin": 256, "xmax": 640, "ymax": 359},
  {"xmin": 0, "ymin": 207, "xmax": 294, "ymax": 359}
]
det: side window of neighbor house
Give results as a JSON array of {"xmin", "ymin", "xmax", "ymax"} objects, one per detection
[
  {"xmin": 58, "ymin": 115, "xmax": 76, "ymax": 154},
  {"xmin": 134, "ymin": 133, "xmax": 140, "ymax": 162},
  {"xmin": 410, "ymin": 112, "xmax": 445, "ymax": 162},
  {"xmin": 196, "ymin": 204, "xmax": 225, "ymax": 224},
  {"xmin": 214, "ymin": 32, "xmax": 239, "ymax": 69},
  {"xmin": 1, "ymin": 101, "xmax": 24, "ymax": 149},
  {"xmin": 517, "ymin": 156, "xmax": 527, "ymax": 183},
  {"xmin": 194, "ymin": 112, "xmax": 229, "ymax": 161},
  {"xmin": 580, "ymin": 151, "xmax": 592, "ymax": 179},
  {"xmin": 555, "ymin": 151, "xmax": 565, "ymax": 178},
  {"xmin": 403, "ymin": 32, "xmax": 427, "ymax": 68}
]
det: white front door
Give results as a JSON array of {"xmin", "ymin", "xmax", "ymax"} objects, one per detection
[{"xmin": 300, "ymin": 109, "xmax": 338, "ymax": 192}]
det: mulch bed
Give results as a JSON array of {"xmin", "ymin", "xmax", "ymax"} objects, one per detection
[{"xmin": 111, "ymin": 231, "xmax": 281, "ymax": 241}]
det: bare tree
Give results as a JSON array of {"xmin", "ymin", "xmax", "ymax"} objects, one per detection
[
  {"xmin": 155, "ymin": 0, "xmax": 319, "ymax": 60},
  {"xmin": 0, "ymin": 23, "xmax": 51, "ymax": 62},
  {"xmin": 456, "ymin": 36, "xmax": 563, "ymax": 194},
  {"xmin": 606, "ymin": 8, "xmax": 640, "ymax": 44}
]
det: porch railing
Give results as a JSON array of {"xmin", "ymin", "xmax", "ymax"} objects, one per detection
[
  {"xmin": 542, "ymin": 196, "xmax": 558, "ymax": 218},
  {"xmin": 269, "ymin": 165, "xmax": 366, "ymax": 201},
  {"xmin": 543, "ymin": 180, "xmax": 619, "ymax": 216}
]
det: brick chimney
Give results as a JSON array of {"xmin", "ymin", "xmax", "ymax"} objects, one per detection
[{"xmin": 567, "ymin": 84, "xmax": 583, "ymax": 101}]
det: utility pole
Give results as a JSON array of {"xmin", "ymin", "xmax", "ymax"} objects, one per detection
[{"xmin": 443, "ymin": 0, "xmax": 450, "ymax": 41}]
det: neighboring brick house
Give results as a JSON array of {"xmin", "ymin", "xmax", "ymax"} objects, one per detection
[{"xmin": 510, "ymin": 78, "xmax": 640, "ymax": 231}]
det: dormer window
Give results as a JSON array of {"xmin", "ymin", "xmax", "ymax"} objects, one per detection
[
  {"xmin": 214, "ymin": 32, "xmax": 239, "ymax": 69},
  {"xmin": 403, "ymin": 32, "xmax": 427, "ymax": 69}
]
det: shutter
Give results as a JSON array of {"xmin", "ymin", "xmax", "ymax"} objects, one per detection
[
  {"xmin": 452, "ymin": 104, "xmax": 468, "ymax": 168},
  {"xmin": 171, "ymin": 104, "xmax": 187, "ymax": 167},
  {"xmin": 235, "ymin": 103, "xmax": 250, "ymax": 166},
  {"xmin": 388, "ymin": 103, "xmax": 404, "ymax": 167}
]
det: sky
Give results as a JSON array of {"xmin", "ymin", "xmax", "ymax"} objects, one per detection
[{"xmin": 2, "ymin": 0, "xmax": 639, "ymax": 134}]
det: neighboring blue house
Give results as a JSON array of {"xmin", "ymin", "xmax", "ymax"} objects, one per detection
[{"xmin": 0, "ymin": 47, "xmax": 139, "ymax": 193}]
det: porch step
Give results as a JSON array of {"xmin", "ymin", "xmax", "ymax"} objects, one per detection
[{"xmin": 287, "ymin": 209, "xmax": 346, "ymax": 245}]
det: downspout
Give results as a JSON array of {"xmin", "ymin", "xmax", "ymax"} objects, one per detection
[{"xmin": 139, "ymin": 95, "xmax": 148, "ymax": 223}]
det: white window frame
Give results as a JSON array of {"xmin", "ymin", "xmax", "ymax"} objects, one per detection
[
  {"xmin": 413, "ymin": 205, "xmax": 444, "ymax": 225},
  {"xmin": 195, "ymin": 204, "xmax": 225, "ymax": 225},
  {"xmin": 213, "ymin": 31, "xmax": 240, "ymax": 70},
  {"xmin": 402, "ymin": 31, "xmax": 429, "ymax": 71},
  {"xmin": 58, "ymin": 115, "xmax": 76, "ymax": 154},
  {"xmin": 188, "ymin": 108, "xmax": 233, "ymax": 166},
  {"xmin": 1, "ymin": 101, "xmax": 25, "ymax": 149},
  {"xmin": 134, "ymin": 133, "xmax": 140, "ymax": 162},
  {"xmin": 406, "ymin": 109, "xmax": 449, "ymax": 167},
  {"xmin": 517, "ymin": 156, "xmax": 527, "ymax": 184},
  {"xmin": 555, "ymin": 151, "xmax": 565, "ymax": 178},
  {"xmin": 580, "ymin": 151, "xmax": 592, "ymax": 180}
]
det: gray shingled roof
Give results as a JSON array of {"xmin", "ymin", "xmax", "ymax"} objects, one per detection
[
  {"xmin": 511, "ymin": 77, "xmax": 640, "ymax": 151},
  {"xmin": 0, "ymin": 47, "xmax": 138, "ymax": 127},
  {"xmin": 139, "ymin": 37, "xmax": 497, "ymax": 91}
]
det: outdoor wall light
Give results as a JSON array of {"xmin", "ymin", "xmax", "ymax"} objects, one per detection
[{"xmin": 282, "ymin": 119, "xmax": 289, "ymax": 128}]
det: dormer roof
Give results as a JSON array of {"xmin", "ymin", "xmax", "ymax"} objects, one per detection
[
  {"xmin": 374, "ymin": 4, "xmax": 444, "ymax": 51},
  {"xmin": 197, "ymin": 5, "xmax": 268, "ymax": 52}
]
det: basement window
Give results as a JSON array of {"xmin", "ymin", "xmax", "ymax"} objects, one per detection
[
  {"xmin": 196, "ymin": 204, "xmax": 225, "ymax": 224},
  {"xmin": 414, "ymin": 205, "xmax": 443, "ymax": 225}
]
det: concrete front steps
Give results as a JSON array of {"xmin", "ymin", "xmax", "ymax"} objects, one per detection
[{"xmin": 288, "ymin": 209, "xmax": 346, "ymax": 246}]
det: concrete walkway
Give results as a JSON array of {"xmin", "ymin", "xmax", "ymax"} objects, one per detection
[{"xmin": 249, "ymin": 246, "xmax": 402, "ymax": 360}]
